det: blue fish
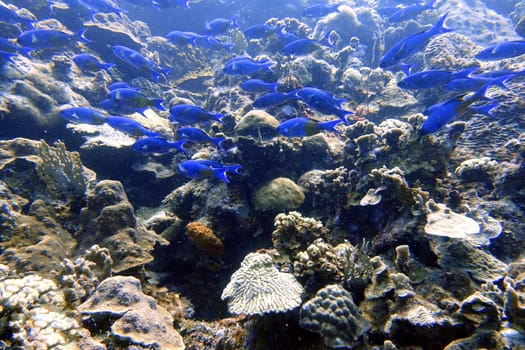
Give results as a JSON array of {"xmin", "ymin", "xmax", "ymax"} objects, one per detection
[
  {"xmin": 112, "ymin": 45, "xmax": 170, "ymax": 83},
  {"xmin": 166, "ymin": 31, "xmax": 203, "ymax": 45},
  {"xmin": 224, "ymin": 55, "xmax": 270, "ymax": 66},
  {"xmin": 420, "ymin": 84, "xmax": 492, "ymax": 135},
  {"xmin": 108, "ymin": 81, "xmax": 138, "ymax": 90},
  {"xmin": 302, "ymin": 4, "xmax": 340, "ymax": 18},
  {"xmin": 177, "ymin": 159, "xmax": 241, "ymax": 183},
  {"xmin": 277, "ymin": 117, "xmax": 342, "ymax": 137},
  {"xmin": 241, "ymin": 79, "xmax": 279, "ymax": 92},
  {"xmin": 204, "ymin": 15, "xmax": 238, "ymax": 35},
  {"xmin": 151, "ymin": 0, "xmax": 190, "ymax": 8},
  {"xmin": 223, "ymin": 59, "xmax": 274, "ymax": 75},
  {"xmin": 282, "ymin": 31, "xmax": 333, "ymax": 56},
  {"xmin": 475, "ymin": 40, "xmax": 525, "ymax": 61},
  {"xmin": 107, "ymin": 88, "xmax": 165, "ymax": 113},
  {"xmin": 379, "ymin": 13, "xmax": 451, "ymax": 69},
  {"xmin": 296, "ymin": 87, "xmax": 353, "ymax": 121},
  {"xmin": 0, "ymin": 4, "xmax": 34, "ymax": 28},
  {"xmin": 17, "ymin": 29, "xmax": 89, "ymax": 50},
  {"xmin": 397, "ymin": 67, "xmax": 478, "ymax": 89},
  {"xmin": 252, "ymin": 91, "xmax": 299, "ymax": 108},
  {"xmin": 0, "ymin": 50, "xmax": 16, "ymax": 65},
  {"xmin": 169, "ymin": 104, "xmax": 225, "ymax": 124},
  {"xmin": 444, "ymin": 74, "xmax": 513, "ymax": 92},
  {"xmin": 106, "ymin": 116, "xmax": 161, "ymax": 137},
  {"xmin": 192, "ymin": 35, "xmax": 235, "ymax": 52},
  {"xmin": 0, "ymin": 38, "xmax": 32, "ymax": 57},
  {"xmin": 176, "ymin": 126, "xmax": 225, "ymax": 149},
  {"xmin": 73, "ymin": 54, "xmax": 115, "ymax": 72},
  {"xmin": 244, "ymin": 24, "xmax": 282, "ymax": 40},
  {"xmin": 132, "ymin": 137, "xmax": 187, "ymax": 153},
  {"xmin": 59, "ymin": 107, "xmax": 107, "ymax": 124},
  {"xmin": 388, "ymin": 1, "xmax": 435, "ymax": 23},
  {"xmin": 82, "ymin": 0, "xmax": 126, "ymax": 17}
]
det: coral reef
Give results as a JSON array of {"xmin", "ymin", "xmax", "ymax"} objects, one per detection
[
  {"xmin": 252, "ymin": 177, "xmax": 305, "ymax": 212},
  {"xmin": 79, "ymin": 275, "xmax": 185, "ymax": 349},
  {"xmin": 299, "ymin": 284, "xmax": 370, "ymax": 348},
  {"xmin": 221, "ymin": 252, "xmax": 303, "ymax": 315},
  {"xmin": 185, "ymin": 221, "xmax": 224, "ymax": 256}
]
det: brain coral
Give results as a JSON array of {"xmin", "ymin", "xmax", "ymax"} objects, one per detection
[
  {"xmin": 221, "ymin": 252, "xmax": 303, "ymax": 315},
  {"xmin": 252, "ymin": 177, "xmax": 305, "ymax": 212}
]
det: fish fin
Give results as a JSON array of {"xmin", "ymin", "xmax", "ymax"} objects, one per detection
[
  {"xmin": 174, "ymin": 140, "xmax": 187, "ymax": 154},
  {"xmin": 212, "ymin": 168, "xmax": 230, "ymax": 183},
  {"xmin": 102, "ymin": 62, "xmax": 116, "ymax": 71},
  {"xmin": 214, "ymin": 113, "xmax": 226, "ymax": 123},
  {"xmin": 401, "ymin": 63, "xmax": 414, "ymax": 75},
  {"xmin": 432, "ymin": 13, "xmax": 452, "ymax": 35},
  {"xmin": 76, "ymin": 28, "xmax": 91, "ymax": 43},
  {"xmin": 320, "ymin": 30, "xmax": 334, "ymax": 48},
  {"xmin": 469, "ymin": 102, "xmax": 499, "ymax": 116},
  {"xmin": 211, "ymin": 137, "xmax": 226, "ymax": 150},
  {"xmin": 452, "ymin": 67, "xmax": 479, "ymax": 79},
  {"xmin": 231, "ymin": 15, "xmax": 239, "ymax": 28},
  {"xmin": 150, "ymin": 99, "xmax": 166, "ymax": 111},
  {"xmin": 319, "ymin": 119, "xmax": 343, "ymax": 133}
]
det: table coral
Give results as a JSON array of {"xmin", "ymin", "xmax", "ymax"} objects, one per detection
[{"xmin": 221, "ymin": 252, "xmax": 302, "ymax": 315}]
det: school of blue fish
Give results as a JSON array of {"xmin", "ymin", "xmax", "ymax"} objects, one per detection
[{"xmin": 1, "ymin": 0, "xmax": 524, "ymax": 185}]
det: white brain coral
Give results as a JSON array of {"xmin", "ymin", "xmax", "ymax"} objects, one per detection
[{"xmin": 221, "ymin": 252, "xmax": 303, "ymax": 315}]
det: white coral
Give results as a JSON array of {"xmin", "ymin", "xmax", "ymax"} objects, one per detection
[{"xmin": 221, "ymin": 252, "xmax": 303, "ymax": 315}]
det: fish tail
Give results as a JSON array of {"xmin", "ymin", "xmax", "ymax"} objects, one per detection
[
  {"xmin": 161, "ymin": 67, "xmax": 171, "ymax": 77},
  {"xmin": 401, "ymin": 63, "xmax": 414, "ymax": 75},
  {"xmin": 214, "ymin": 113, "xmax": 226, "ymax": 123},
  {"xmin": 335, "ymin": 109, "xmax": 354, "ymax": 123},
  {"xmin": 470, "ymin": 102, "xmax": 499, "ymax": 117},
  {"xmin": 263, "ymin": 61, "xmax": 274, "ymax": 73},
  {"xmin": 269, "ymin": 82, "xmax": 279, "ymax": 92},
  {"xmin": 320, "ymin": 30, "xmax": 334, "ymax": 48},
  {"xmin": 226, "ymin": 165, "xmax": 242, "ymax": 174},
  {"xmin": 231, "ymin": 15, "xmax": 239, "ymax": 28},
  {"xmin": 493, "ymin": 74, "xmax": 514, "ymax": 89},
  {"xmin": 102, "ymin": 62, "xmax": 116, "ymax": 71},
  {"xmin": 76, "ymin": 28, "xmax": 91, "ymax": 43},
  {"xmin": 151, "ymin": 98, "xmax": 166, "ymax": 111},
  {"xmin": 432, "ymin": 13, "xmax": 452, "ymax": 35},
  {"xmin": 452, "ymin": 67, "xmax": 479, "ymax": 79},
  {"xmin": 212, "ymin": 168, "xmax": 230, "ymax": 183},
  {"xmin": 224, "ymin": 43, "xmax": 235, "ymax": 52},
  {"xmin": 18, "ymin": 46, "xmax": 34, "ymax": 58},
  {"xmin": 173, "ymin": 140, "xmax": 187, "ymax": 154},
  {"xmin": 2, "ymin": 52, "xmax": 17, "ymax": 64},
  {"xmin": 319, "ymin": 119, "xmax": 343, "ymax": 133},
  {"xmin": 211, "ymin": 137, "xmax": 226, "ymax": 150}
]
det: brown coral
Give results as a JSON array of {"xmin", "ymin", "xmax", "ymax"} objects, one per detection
[{"xmin": 185, "ymin": 222, "xmax": 224, "ymax": 256}]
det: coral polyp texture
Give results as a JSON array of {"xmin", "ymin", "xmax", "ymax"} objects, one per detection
[{"xmin": 221, "ymin": 252, "xmax": 303, "ymax": 315}]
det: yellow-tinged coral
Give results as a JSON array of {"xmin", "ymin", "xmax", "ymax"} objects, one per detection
[{"xmin": 185, "ymin": 221, "xmax": 224, "ymax": 256}]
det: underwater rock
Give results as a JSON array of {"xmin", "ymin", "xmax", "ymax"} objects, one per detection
[
  {"xmin": 434, "ymin": 240, "xmax": 507, "ymax": 283},
  {"xmin": 424, "ymin": 200, "xmax": 480, "ymax": 239},
  {"xmin": 252, "ymin": 177, "xmax": 305, "ymax": 212},
  {"xmin": 458, "ymin": 291, "xmax": 501, "ymax": 326},
  {"xmin": 221, "ymin": 252, "xmax": 302, "ymax": 315},
  {"xmin": 299, "ymin": 284, "xmax": 370, "ymax": 348},
  {"xmin": 185, "ymin": 221, "xmax": 224, "ymax": 256},
  {"xmin": 79, "ymin": 275, "xmax": 185, "ymax": 350},
  {"xmin": 234, "ymin": 109, "xmax": 280, "ymax": 140},
  {"xmin": 0, "ymin": 268, "xmax": 96, "ymax": 348},
  {"xmin": 77, "ymin": 179, "xmax": 168, "ymax": 273}
]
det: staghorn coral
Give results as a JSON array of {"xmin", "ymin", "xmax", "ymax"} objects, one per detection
[
  {"xmin": 79, "ymin": 275, "xmax": 185, "ymax": 349},
  {"xmin": 221, "ymin": 252, "xmax": 302, "ymax": 315},
  {"xmin": 299, "ymin": 284, "xmax": 370, "ymax": 349},
  {"xmin": 185, "ymin": 221, "xmax": 224, "ymax": 256}
]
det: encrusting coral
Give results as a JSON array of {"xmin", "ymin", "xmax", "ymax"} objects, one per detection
[{"xmin": 185, "ymin": 221, "xmax": 224, "ymax": 256}]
